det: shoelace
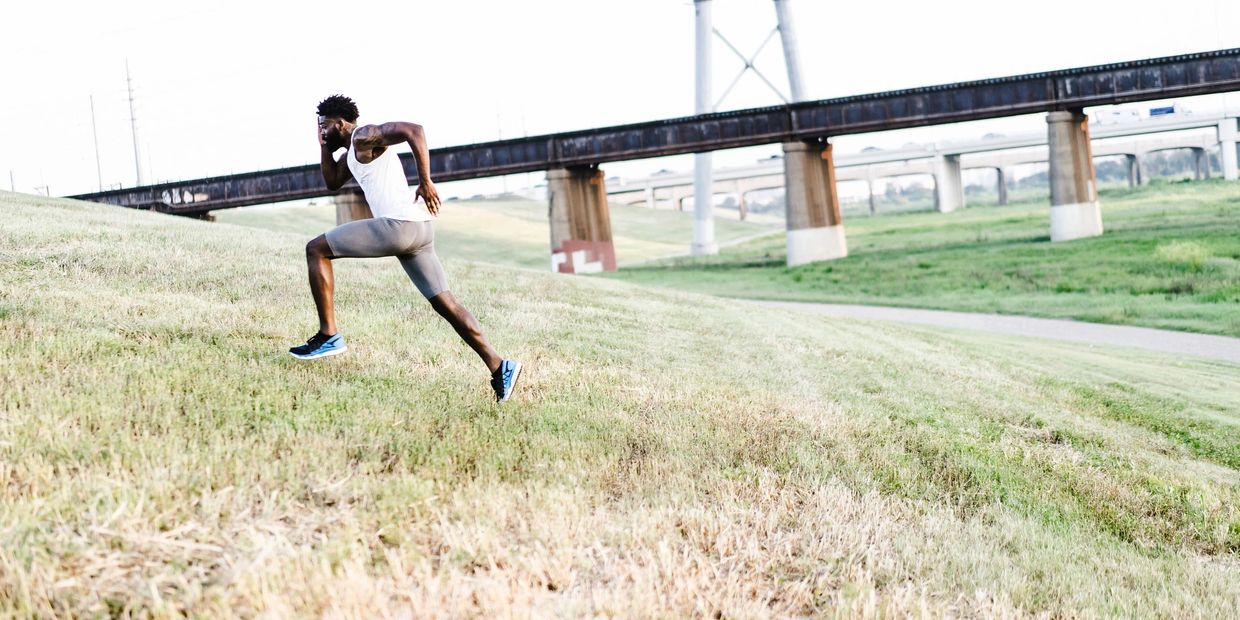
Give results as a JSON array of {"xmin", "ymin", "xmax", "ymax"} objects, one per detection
[
  {"xmin": 307, "ymin": 333, "xmax": 332, "ymax": 348},
  {"xmin": 492, "ymin": 365, "xmax": 513, "ymax": 393}
]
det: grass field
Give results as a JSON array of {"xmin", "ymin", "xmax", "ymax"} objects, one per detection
[
  {"xmin": 2, "ymin": 190, "xmax": 1239, "ymax": 617},
  {"xmin": 215, "ymin": 197, "xmax": 774, "ymax": 269},
  {"xmin": 609, "ymin": 180, "xmax": 1240, "ymax": 336}
]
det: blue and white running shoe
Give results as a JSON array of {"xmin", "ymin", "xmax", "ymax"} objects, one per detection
[
  {"xmin": 289, "ymin": 332, "xmax": 347, "ymax": 360},
  {"xmin": 491, "ymin": 359, "xmax": 522, "ymax": 403}
]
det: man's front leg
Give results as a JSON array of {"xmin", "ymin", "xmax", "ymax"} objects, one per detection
[{"xmin": 306, "ymin": 235, "xmax": 338, "ymax": 336}]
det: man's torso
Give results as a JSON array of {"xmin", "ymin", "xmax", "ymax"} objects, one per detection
[{"xmin": 346, "ymin": 129, "xmax": 432, "ymax": 222}]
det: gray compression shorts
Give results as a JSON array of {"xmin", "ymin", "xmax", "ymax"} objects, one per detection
[{"xmin": 324, "ymin": 217, "xmax": 449, "ymax": 299}]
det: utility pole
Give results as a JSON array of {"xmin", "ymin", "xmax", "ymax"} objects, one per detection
[
  {"xmin": 8, "ymin": 170, "xmax": 14, "ymax": 192},
  {"xmin": 691, "ymin": 0, "xmax": 718, "ymax": 256},
  {"xmin": 126, "ymin": 59, "xmax": 144, "ymax": 186},
  {"xmin": 90, "ymin": 95, "xmax": 103, "ymax": 191}
]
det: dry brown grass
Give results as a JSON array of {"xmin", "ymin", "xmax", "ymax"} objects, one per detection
[{"xmin": 1, "ymin": 191, "xmax": 1238, "ymax": 617}]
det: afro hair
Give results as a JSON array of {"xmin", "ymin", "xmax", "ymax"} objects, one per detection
[{"xmin": 316, "ymin": 94, "xmax": 359, "ymax": 123}]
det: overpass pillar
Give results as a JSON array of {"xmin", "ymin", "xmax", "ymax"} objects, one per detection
[
  {"xmin": 1193, "ymin": 148, "xmax": 1210, "ymax": 180},
  {"xmin": 733, "ymin": 180, "xmax": 749, "ymax": 220},
  {"xmin": 933, "ymin": 154, "xmax": 964, "ymax": 213},
  {"xmin": 1221, "ymin": 119, "xmax": 1239, "ymax": 181},
  {"xmin": 996, "ymin": 168, "xmax": 1009, "ymax": 205},
  {"xmin": 1124, "ymin": 155, "xmax": 1140, "ymax": 188},
  {"xmin": 547, "ymin": 166, "xmax": 616, "ymax": 274},
  {"xmin": 335, "ymin": 189, "xmax": 373, "ymax": 225},
  {"xmin": 784, "ymin": 140, "xmax": 847, "ymax": 266},
  {"xmin": 1047, "ymin": 109, "xmax": 1102, "ymax": 242}
]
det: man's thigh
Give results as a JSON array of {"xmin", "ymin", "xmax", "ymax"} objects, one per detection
[{"xmin": 324, "ymin": 218, "xmax": 406, "ymax": 258}]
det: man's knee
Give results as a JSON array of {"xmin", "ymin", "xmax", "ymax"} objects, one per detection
[
  {"xmin": 428, "ymin": 291, "xmax": 458, "ymax": 315},
  {"xmin": 306, "ymin": 235, "xmax": 332, "ymax": 259}
]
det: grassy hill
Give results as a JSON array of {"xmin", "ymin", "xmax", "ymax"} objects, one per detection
[
  {"xmin": 216, "ymin": 197, "xmax": 775, "ymax": 269},
  {"xmin": 609, "ymin": 181, "xmax": 1240, "ymax": 336},
  {"xmin": 1, "ymin": 190, "xmax": 1238, "ymax": 617}
]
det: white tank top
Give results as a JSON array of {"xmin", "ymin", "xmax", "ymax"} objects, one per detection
[{"xmin": 347, "ymin": 129, "xmax": 432, "ymax": 221}]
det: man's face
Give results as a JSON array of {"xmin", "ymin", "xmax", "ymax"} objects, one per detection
[{"xmin": 318, "ymin": 115, "xmax": 349, "ymax": 149}]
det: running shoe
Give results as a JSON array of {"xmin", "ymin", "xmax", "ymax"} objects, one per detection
[
  {"xmin": 491, "ymin": 359, "xmax": 522, "ymax": 403},
  {"xmin": 289, "ymin": 332, "xmax": 347, "ymax": 360}
]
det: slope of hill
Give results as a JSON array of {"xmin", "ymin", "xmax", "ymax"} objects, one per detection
[{"xmin": 1, "ymin": 191, "xmax": 1237, "ymax": 617}]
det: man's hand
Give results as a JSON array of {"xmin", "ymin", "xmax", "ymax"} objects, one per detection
[
  {"xmin": 416, "ymin": 182, "xmax": 441, "ymax": 215},
  {"xmin": 317, "ymin": 117, "xmax": 327, "ymax": 149}
]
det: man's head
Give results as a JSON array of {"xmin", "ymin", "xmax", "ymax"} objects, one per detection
[{"xmin": 317, "ymin": 94, "xmax": 359, "ymax": 149}]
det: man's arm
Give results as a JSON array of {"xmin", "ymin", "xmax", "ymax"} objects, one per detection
[
  {"xmin": 318, "ymin": 122, "xmax": 352, "ymax": 191},
  {"xmin": 360, "ymin": 121, "xmax": 441, "ymax": 214}
]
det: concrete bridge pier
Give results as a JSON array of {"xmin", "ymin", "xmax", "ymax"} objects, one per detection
[
  {"xmin": 784, "ymin": 140, "xmax": 847, "ymax": 266},
  {"xmin": 996, "ymin": 167, "xmax": 1009, "ymax": 205},
  {"xmin": 1124, "ymin": 154, "xmax": 1141, "ymax": 188},
  {"xmin": 1047, "ymin": 109, "xmax": 1103, "ymax": 242},
  {"xmin": 547, "ymin": 166, "xmax": 617, "ymax": 274},
  {"xmin": 731, "ymin": 180, "xmax": 750, "ymax": 220},
  {"xmin": 335, "ymin": 189, "xmax": 373, "ymax": 225},
  {"xmin": 1192, "ymin": 147, "xmax": 1211, "ymax": 180},
  {"xmin": 1220, "ymin": 119, "xmax": 1238, "ymax": 181},
  {"xmin": 933, "ymin": 154, "xmax": 964, "ymax": 212}
]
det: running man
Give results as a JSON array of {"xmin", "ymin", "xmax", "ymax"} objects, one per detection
[{"xmin": 290, "ymin": 95, "xmax": 521, "ymax": 403}]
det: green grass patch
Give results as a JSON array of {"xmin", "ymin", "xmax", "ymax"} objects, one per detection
[{"xmin": 606, "ymin": 181, "xmax": 1240, "ymax": 336}]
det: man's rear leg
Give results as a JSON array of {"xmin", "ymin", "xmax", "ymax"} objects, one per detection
[
  {"xmin": 428, "ymin": 292, "xmax": 502, "ymax": 373},
  {"xmin": 428, "ymin": 292, "xmax": 520, "ymax": 402}
]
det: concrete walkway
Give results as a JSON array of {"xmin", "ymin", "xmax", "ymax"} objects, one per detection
[{"xmin": 750, "ymin": 300, "xmax": 1240, "ymax": 364}]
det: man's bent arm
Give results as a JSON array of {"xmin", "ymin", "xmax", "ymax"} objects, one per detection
[
  {"xmin": 366, "ymin": 123, "xmax": 427, "ymax": 180},
  {"xmin": 373, "ymin": 121, "xmax": 440, "ymax": 213},
  {"xmin": 320, "ymin": 148, "xmax": 351, "ymax": 191}
]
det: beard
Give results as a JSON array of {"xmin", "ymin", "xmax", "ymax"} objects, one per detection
[{"xmin": 326, "ymin": 133, "xmax": 348, "ymax": 150}]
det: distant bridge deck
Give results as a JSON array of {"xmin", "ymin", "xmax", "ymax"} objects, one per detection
[{"xmin": 71, "ymin": 48, "xmax": 1240, "ymax": 216}]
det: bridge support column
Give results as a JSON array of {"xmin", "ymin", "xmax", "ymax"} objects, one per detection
[
  {"xmin": 335, "ymin": 189, "xmax": 372, "ymax": 224},
  {"xmin": 865, "ymin": 169, "xmax": 877, "ymax": 215},
  {"xmin": 1221, "ymin": 119, "xmax": 1238, "ymax": 181},
  {"xmin": 1125, "ymin": 155, "xmax": 1140, "ymax": 188},
  {"xmin": 996, "ymin": 168, "xmax": 1009, "ymax": 205},
  {"xmin": 1193, "ymin": 148, "xmax": 1210, "ymax": 180},
  {"xmin": 732, "ymin": 181, "xmax": 749, "ymax": 220},
  {"xmin": 548, "ymin": 166, "xmax": 616, "ymax": 274},
  {"xmin": 1047, "ymin": 109, "xmax": 1102, "ymax": 242},
  {"xmin": 933, "ymin": 154, "xmax": 964, "ymax": 212},
  {"xmin": 784, "ymin": 140, "xmax": 847, "ymax": 267}
]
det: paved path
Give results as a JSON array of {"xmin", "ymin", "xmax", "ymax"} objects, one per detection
[{"xmin": 749, "ymin": 300, "xmax": 1240, "ymax": 364}]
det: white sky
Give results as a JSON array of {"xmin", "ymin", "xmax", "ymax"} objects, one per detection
[{"xmin": 2, "ymin": 0, "xmax": 1238, "ymax": 198}]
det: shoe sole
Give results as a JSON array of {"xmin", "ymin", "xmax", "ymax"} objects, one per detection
[
  {"xmin": 289, "ymin": 345, "xmax": 348, "ymax": 360},
  {"xmin": 498, "ymin": 361, "xmax": 522, "ymax": 403}
]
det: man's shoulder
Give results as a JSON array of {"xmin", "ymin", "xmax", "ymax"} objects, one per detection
[{"xmin": 351, "ymin": 124, "xmax": 384, "ymax": 145}]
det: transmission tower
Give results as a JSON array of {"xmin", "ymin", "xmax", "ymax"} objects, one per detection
[{"xmin": 692, "ymin": 0, "xmax": 806, "ymax": 256}]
